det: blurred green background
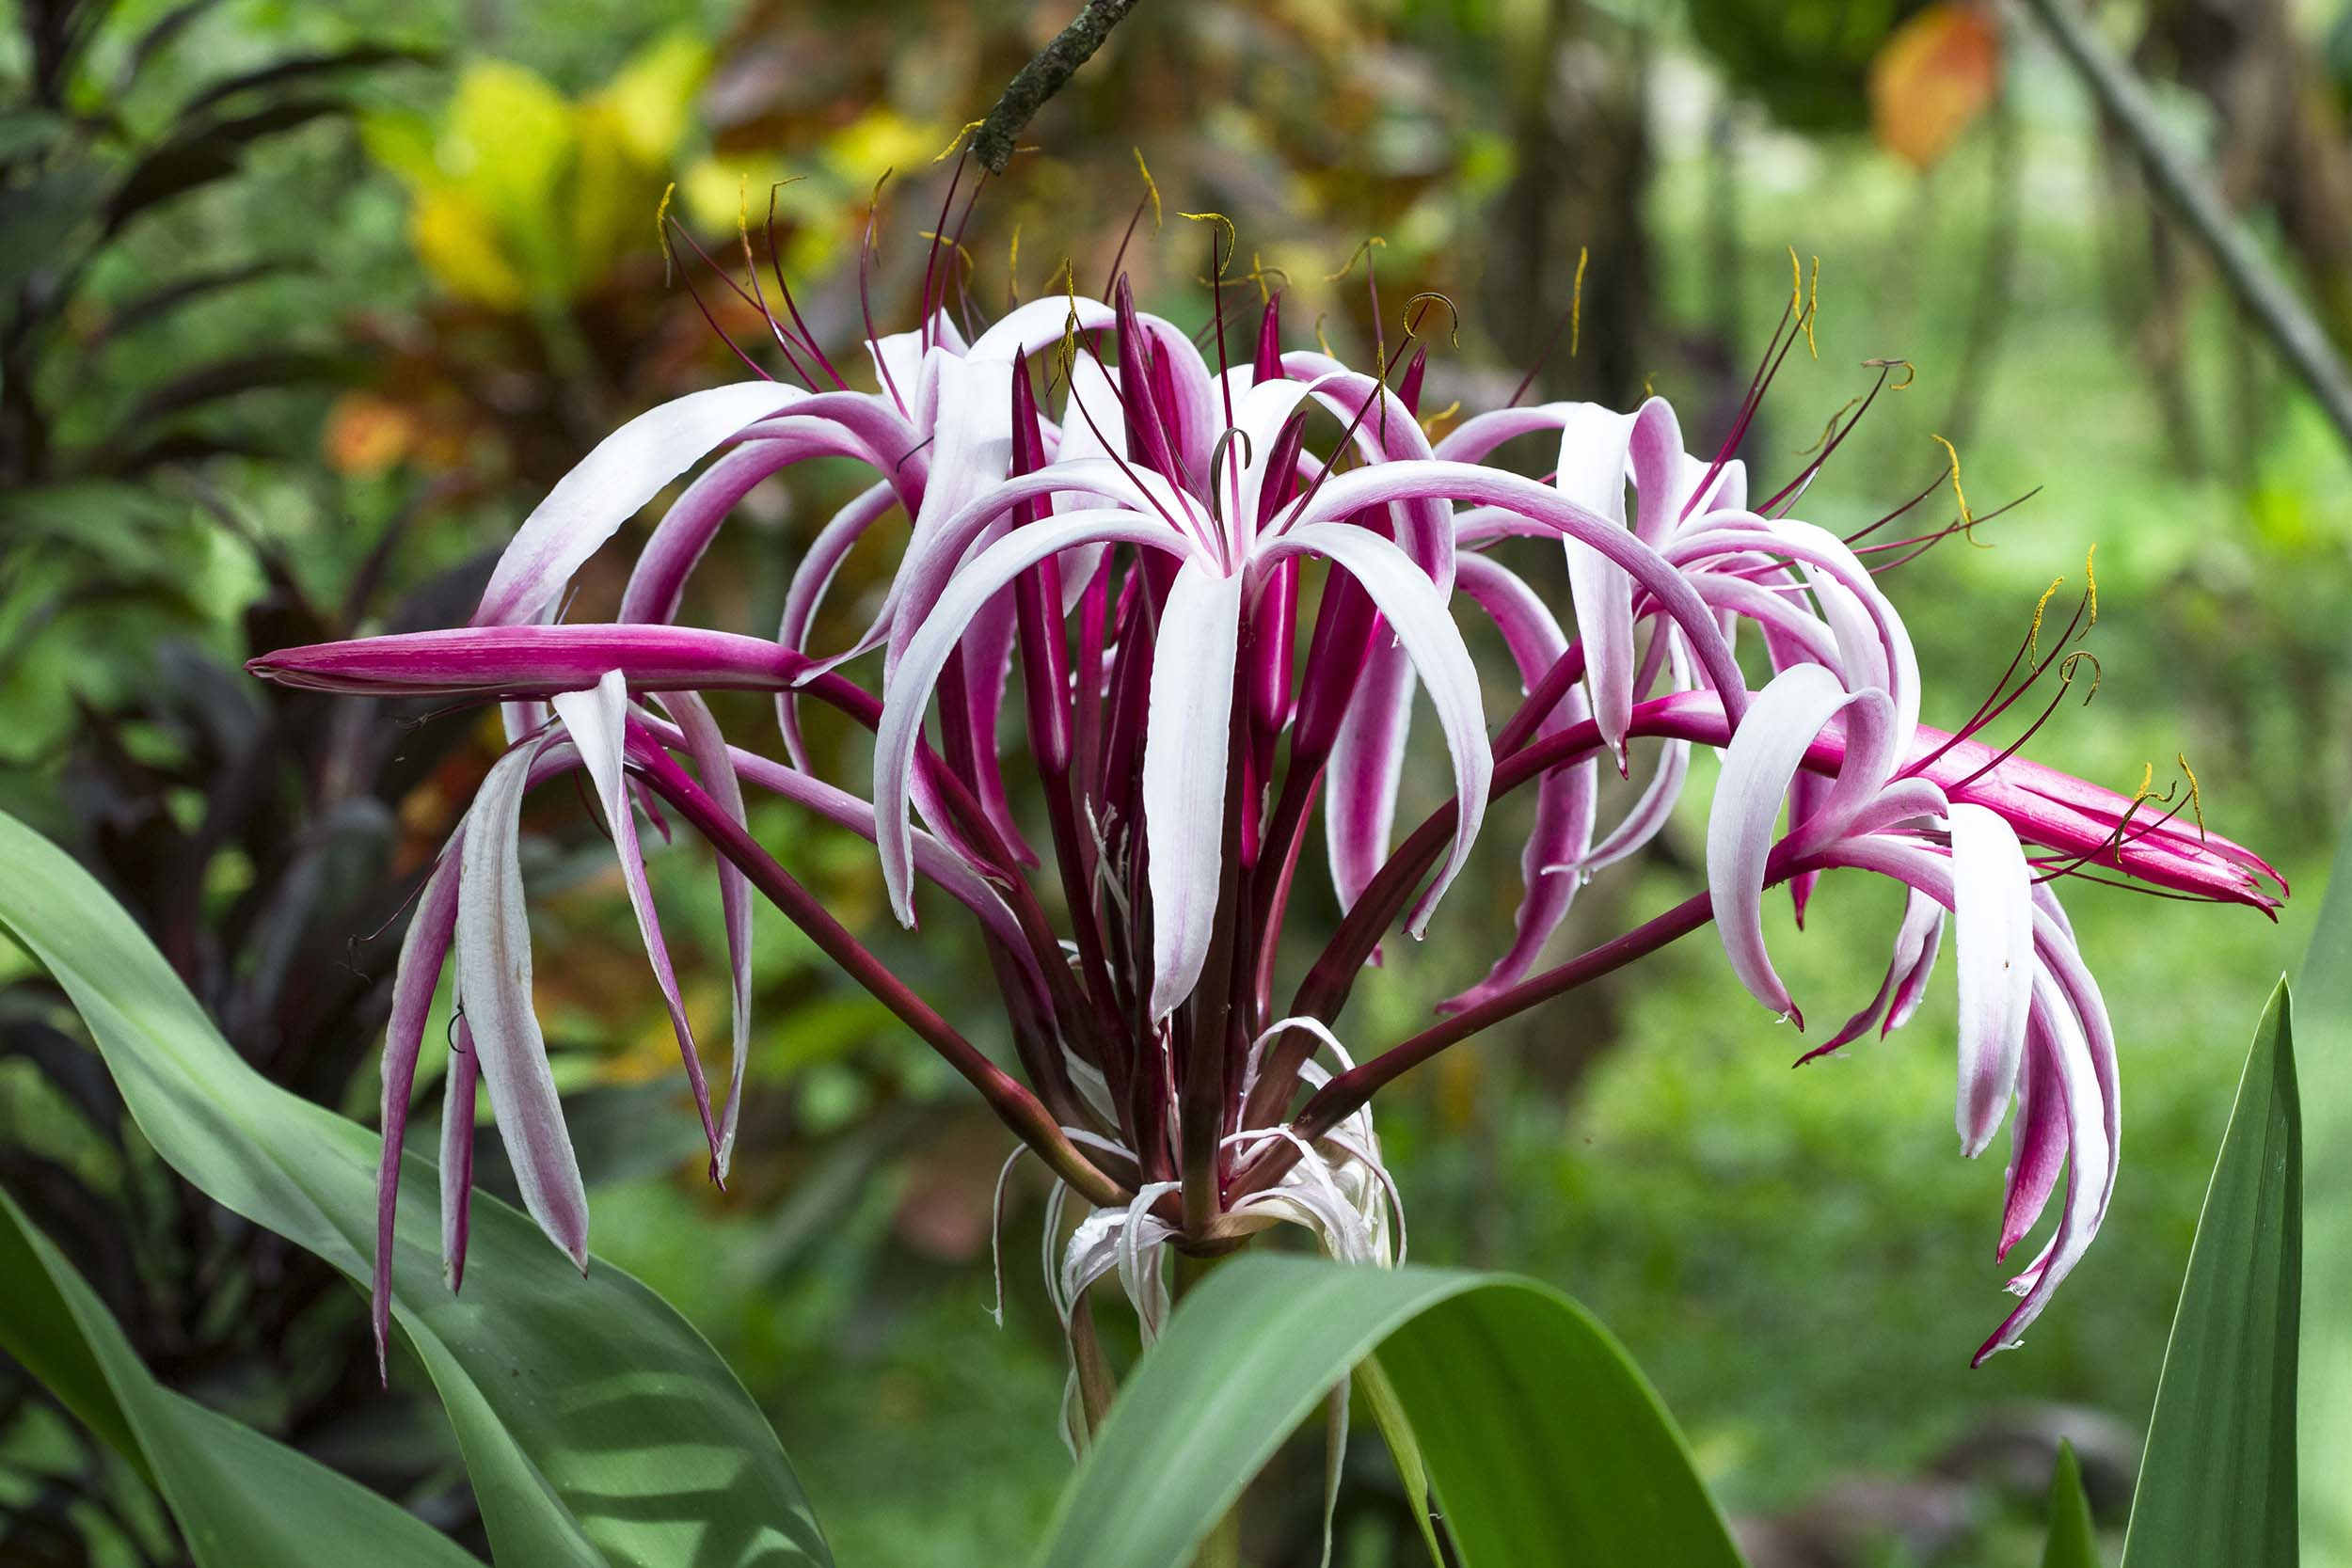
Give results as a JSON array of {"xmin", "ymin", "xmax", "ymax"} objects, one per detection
[{"xmin": 2, "ymin": 0, "xmax": 2347, "ymax": 1563}]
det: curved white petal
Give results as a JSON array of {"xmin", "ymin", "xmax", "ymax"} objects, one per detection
[
  {"xmin": 1264, "ymin": 523, "xmax": 1491, "ymax": 934},
  {"xmin": 876, "ymin": 514, "xmax": 1198, "ymax": 921},
  {"xmin": 1949, "ymin": 802, "xmax": 2036, "ymax": 1157},
  {"xmin": 453, "ymin": 738, "xmax": 589, "ymax": 1265},
  {"xmin": 475, "ymin": 382, "xmax": 808, "ymax": 626},
  {"xmin": 1705, "ymin": 662, "xmax": 1851, "ymax": 1019},
  {"xmin": 1143, "ymin": 563, "xmax": 1248, "ymax": 1019}
]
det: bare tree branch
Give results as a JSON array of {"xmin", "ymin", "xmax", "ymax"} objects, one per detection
[
  {"xmin": 2010, "ymin": 0, "xmax": 2352, "ymax": 448},
  {"xmin": 974, "ymin": 0, "xmax": 1144, "ymax": 175}
]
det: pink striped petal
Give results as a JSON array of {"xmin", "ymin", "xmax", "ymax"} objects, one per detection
[
  {"xmin": 1705, "ymin": 662, "xmax": 1853, "ymax": 1021},
  {"xmin": 454, "ymin": 738, "xmax": 589, "ymax": 1268},
  {"xmin": 550, "ymin": 673, "xmax": 722, "ymax": 1175},
  {"xmin": 474, "ymin": 382, "xmax": 809, "ymax": 626},
  {"xmin": 876, "ymin": 513, "xmax": 1197, "ymax": 921},
  {"xmin": 1323, "ymin": 635, "xmax": 1413, "ymax": 921},
  {"xmin": 1143, "ymin": 563, "xmax": 1247, "ymax": 1019},
  {"xmin": 1264, "ymin": 523, "xmax": 1491, "ymax": 935},
  {"xmin": 438, "ymin": 1015, "xmax": 480, "ymax": 1291},
  {"xmin": 1949, "ymin": 802, "xmax": 2035, "ymax": 1158},
  {"xmin": 372, "ymin": 840, "xmax": 461, "ymax": 1375},
  {"xmin": 660, "ymin": 692, "xmax": 755, "ymax": 1180}
]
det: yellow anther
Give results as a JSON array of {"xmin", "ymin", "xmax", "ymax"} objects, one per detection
[
  {"xmin": 1570, "ymin": 245, "xmax": 1589, "ymax": 357},
  {"xmin": 1313, "ymin": 311, "xmax": 1334, "ymax": 357},
  {"xmin": 1420, "ymin": 399, "xmax": 1462, "ymax": 438},
  {"xmin": 2027, "ymin": 574, "xmax": 2065, "ymax": 662},
  {"xmin": 2084, "ymin": 544, "xmax": 2099, "ymax": 627},
  {"xmin": 2135, "ymin": 761, "xmax": 2154, "ymax": 801},
  {"xmin": 1324, "ymin": 235, "xmax": 1387, "ymax": 283},
  {"xmin": 1007, "ymin": 223, "xmax": 1022, "ymax": 303},
  {"xmin": 1404, "ymin": 291, "xmax": 1459, "ymax": 347},
  {"xmin": 1865, "ymin": 356, "xmax": 1917, "ymax": 390},
  {"xmin": 1180, "ymin": 211, "xmax": 1236, "ymax": 277},
  {"xmin": 655, "ymin": 182, "xmax": 677, "ymax": 283},
  {"xmin": 1133, "ymin": 148, "xmax": 1162, "ymax": 230},
  {"xmin": 1643, "ymin": 371, "xmax": 1657, "ymax": 398},
  {"xmin": 2058, "ymin": 649, "xmax": 2102, "ymax": 702},
  {"xmin": 916, "ymin": 230, "xmax": 976, "ymax": 271},
  {"xmin": 1930, "ymin": 433, "xmax": 1974, "ymax": 538},
  {"xmin": 2177, "ymin": 752, "xmax": 2207, "ymax": 839},
  {"xmin": 1804, "ymin": 254, "xmax": 1820, "ymax": 358},
  {"xmin": 934, "ymin": 119, "xmax": 988, "ymax": 163}
]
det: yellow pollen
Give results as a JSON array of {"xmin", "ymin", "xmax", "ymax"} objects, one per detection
[
  {"xmin": 1405, "ymin": 291, "xmax": 1459, "ymax": 347},
  {"xmin": 1180, "ymin": 212, "xmax": 1236, "ymax": 277},
  {"xmin": 1420, "ymin": 399, "xmax": 1462, "ymax": 438},
  {"xmin": 1930, "ymin": 433, "xmax": 1975, "ymax": 539},
  {"xmin": 1570, "ymin": 245, "xmax": 1589, "ymax": 356},
  {"xmin": 1864, "ymin": 356, "xmax": 1917, "ymax": 390},
  {"xmin": 2135, "ymin": 761, "xmax": 2154, "ymax": 801},
  {"xmin": 2027, "ymin": 574, "xmax": 2065, "ymax": 662},
  {"xmin": 1643, "ymin": 371, "xmax": 1658, "ymax": 398},
  {"xmin": 2058, "ymin": 649, "xmax": 2102, "ymax": 702},
  {"xmin": 2084, "ymin": 544, "xmax": 2099, "ymax": 626},
  {"xmin": 655, "ymin": 182, "xmax": 676, "ymax": 283},
  {"xmin": 1313, "ymin": 311, "xmax": 1334, "ymax": 357},
  {"xmin": 916, "ymin": 230, "xmax": 975, "ymax": 271},
  {"xmin": 1324, "ymin": 235, "xmax": 1387, "ymax": 283},
  {"xmin": 1133, "ymin": 149, "xmax": 1162, "ymax": 230},
  {"xmin": 934, "ymin": 120, "xmax": 987, "ymax": 163},
  {"xmin": 1804, "ymin": 254, "xmax": 1820, "ymax": 358},
  {"xmin": 1007, "ymin": 223, "xmax": 1022, "ymax": 302},
  {"xmin": 2177, "ymin": 752, "xmax": 2207, "ymax": 839}
]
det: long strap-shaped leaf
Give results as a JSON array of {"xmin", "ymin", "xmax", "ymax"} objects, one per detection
[
  {"xmin": 0, "ymin": 810, "xmax": 832, "ymax": 1568},
  {"xmin": 2121, "ymin": 980, "xmax": 2300, "ymax": 1567},
  {"xmin": 1033, "ymin": 1255, "xmax": 1742, "ymax": 1568},
  {"xmin": 0, "ymin": 1189, "xmax": 482, "ymax": 1567},
  {"xmin": 2297, "ymin": 815, "xmax": 2352, "ymax": 1560}
]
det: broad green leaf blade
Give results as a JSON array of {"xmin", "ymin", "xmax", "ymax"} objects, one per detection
[
  {"xmin": 1035, "ymin": 1256, "xmax": 1741, "ymax": 1568},
  {"xmin": 2041, "ymin": 1441, "xmax": 2099, "ymax": 1568},
  {"xmin": 0, "ymin": 1189, "xmax": 482, "ymax": 1568},
  {"xmin": 2121, "ymin": 981, "xmax": 2299, "ymax": 1568},
  {"xmin": 2297, "ymin": 816, "xmax": 2352, "ymax": 1562},
  {"xmin": 0, "ymin": 810, "xmax": 831, "ymax": 1568}
]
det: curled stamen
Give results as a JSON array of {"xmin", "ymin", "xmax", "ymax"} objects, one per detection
[
  {"xmin": 1864, "ymin": 356, "xmax": 1917, "ymax": 390},
  {"xmin": 1323, "ymin": 235, "xmax": 1387, "ymax": 284},
  {"xmin": 1788, "ymin": 246, "xmax": 1820, "ymax": 359},
  {"xmin": 934, "ymin": 119, "xmax": 988, "ymax": 162},
  {"xmin": 1403, "ymin": 291, "xmax": 1459, "ymax": 348},
  {"xmin": 2177, "ymin": 752, "xmax": 2205, "ymax": 839}
]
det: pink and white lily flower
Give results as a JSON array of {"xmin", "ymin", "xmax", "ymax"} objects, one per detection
[{"xmin": 249, "ymin": 216, "xmax": 2280, "ymax": 1390}]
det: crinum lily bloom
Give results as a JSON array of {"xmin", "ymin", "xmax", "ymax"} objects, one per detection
[{"xmin": 250, "ymin": 214, "xmax": 2279, "ymax": 1398}]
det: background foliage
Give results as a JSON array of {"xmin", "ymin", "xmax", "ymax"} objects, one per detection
[{"xmin": 3, "ymin": 0, "xmax": 2348, "ymax": 1563}]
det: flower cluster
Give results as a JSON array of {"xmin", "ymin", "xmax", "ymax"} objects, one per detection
[{"xmin": 251, "ymin": 218, "xmax": 2281, "ymax": 1386}]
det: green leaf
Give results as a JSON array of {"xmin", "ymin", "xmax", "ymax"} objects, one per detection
[
  {"xmin": 1035, "ymin": 1256, "xmax": 1742, "ymax": 1568},
  {"xmin": 0, "ymin": 809, "xmax": 832, "ymax": 1568},
  {"xmin": 2121, "ymin": 981, "xmax": 2299, "ymax": 1568},
  {"xmin": 2298, "ymin": 816, "xmax": 2352, "ymax": 1563},
  {"xmin": 2040, "ymin": 1441, "xmax": 2099, "ymax": 1568},
  {"xmin": 0, "ymin": 1188, "xmax": 483, "ymax": 1567}
]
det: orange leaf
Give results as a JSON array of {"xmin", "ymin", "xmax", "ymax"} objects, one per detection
[{"xmin": 1869, "ymin": 2, "xmax": 2002, "ymax": 171}]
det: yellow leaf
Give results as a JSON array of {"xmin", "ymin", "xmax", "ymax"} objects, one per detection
[
  {"xmin": 409, "ymin": 188, "xmax": 529, "ymax": 309},
  {"xmin": 590, "ymin": 31, "xmax": 711, "ymax": 166},
  {"xmin": 1868, "ymin": 2, "xmax": 2001, "ymax": 171}
]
